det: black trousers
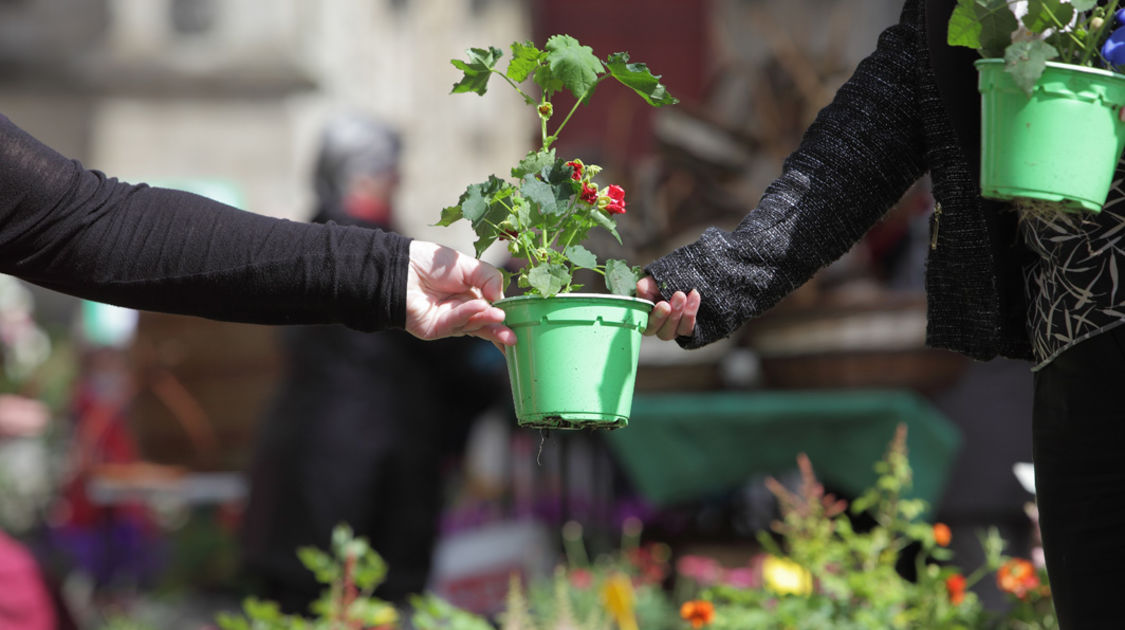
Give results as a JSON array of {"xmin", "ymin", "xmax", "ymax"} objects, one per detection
[{"xmin": 1033, "ymin": 325, "xmax": 1125, "ymax": 629}]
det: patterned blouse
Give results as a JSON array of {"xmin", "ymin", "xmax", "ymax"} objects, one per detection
[{"xmin": 1019, "ymin": 159, "xmax": 1125, "ymax": 371}]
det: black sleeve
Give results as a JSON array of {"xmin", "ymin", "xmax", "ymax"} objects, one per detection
[
  {"xmin": 0, "ymin": 114, "xmax": 410, "ymax": 332},
  {"xmin": 646, "ymin": 0, "xmax": 927, "ymax": 348}
]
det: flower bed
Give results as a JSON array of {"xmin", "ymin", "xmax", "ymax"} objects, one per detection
[{"xmin": 217, "ymin": 425, "xmax": 1054, "ymax": 630}]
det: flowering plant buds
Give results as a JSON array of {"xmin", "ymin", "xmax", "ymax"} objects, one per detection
[
  {"xmin": 437, "ymin": 35, "xmax": 677, "ymax": 296},
  {"xmin": 949, "ymin": 0, "xmax": 1122, "ymax": 95}
]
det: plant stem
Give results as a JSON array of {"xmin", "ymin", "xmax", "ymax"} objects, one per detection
[
  {"xmin": 547, "ymin": 199, "xmax": 581, "ymax": 249},
  {"xmin": 490, "ymin": 68, "xmax": 535, "ymax": 104},
  {"xmin": 1080, "ymin": 0, "xmax": 1120, "ymax": 66},
  {"xmin": 1041, "ymin": 8, "xmax": 1089, "ymax": 55},
  {"xmin": 541, "ymin": 107, "xmax": 550, "ymax": 149},
  {"xmin": 548, "ymin": 75, "xmax": 610, "ymax": 148}
]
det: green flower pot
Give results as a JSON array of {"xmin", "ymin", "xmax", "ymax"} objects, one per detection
[
  {"xmin": 497, "ymin": 293, "xmax": 651, "ymax": 430},
  {"xmin": 977, "ymin": 59, "xmax": 1125, "ymax": 213}
]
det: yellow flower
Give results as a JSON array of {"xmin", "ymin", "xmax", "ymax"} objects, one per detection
[
  {"xmin": 601, "ymin": 572, "xmax": 638, "ymax": 630},
  {"xmin": 762, "ymin": 555, "xmax": 813, "ymax": 596}
]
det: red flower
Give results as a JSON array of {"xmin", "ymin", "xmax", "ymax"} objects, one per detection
[
  {"xmin": 580, "ymin": 182, "xmax": 598, "ymax": 205},
  {"xmin": 566, "ymin": 160, "xmax": 583, "ymax": 181},
  {"xmin": 946, "ymin": 573, "xmax": 967, "ymax": 605},
  {"xmin": 603, "ymin": 184, "xmax": 626, "ymax": 214},
  {"xmin": 997, "ymin": 558, "xmax": 1040, "ymax": 600}
]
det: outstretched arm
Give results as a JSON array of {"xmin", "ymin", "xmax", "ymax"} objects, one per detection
[
  {"xmin": 0, "ymin": 114, "xmax": 511, "ymax": 345},
  {"xmin": 646, "ymin": 0, "xmax": 928, "ymax": 348}
]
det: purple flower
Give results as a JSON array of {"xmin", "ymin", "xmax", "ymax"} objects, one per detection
[{"xmin": 1103, "ymin": 26, "xmax": 1125, "ymax": 67}]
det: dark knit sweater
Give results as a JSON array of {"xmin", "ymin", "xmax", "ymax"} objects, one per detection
[
  {"xmin": 647, "ymin": 0, "xmax": 1034, "ymax": 362},
  {"xmin": 0, "ymin": 114, "xmax": 411, "ymax": 331}
]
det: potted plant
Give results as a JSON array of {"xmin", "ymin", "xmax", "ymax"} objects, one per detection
[
  {"xmin": 949, "ymin": 0, "xmax": 1125, "ymax": 212},
  {"xmin": 439, "ymin": 35, "xmax": 678, "ymax": 429}
]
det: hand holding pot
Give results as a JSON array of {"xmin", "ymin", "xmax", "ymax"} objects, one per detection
[
  {"xmin": 405, "ymin": 240, "xmax": 516, "ymax": 346},
  {"xmin": 636, "ymin": 276, "xmax": 700, "ymax": 341}
]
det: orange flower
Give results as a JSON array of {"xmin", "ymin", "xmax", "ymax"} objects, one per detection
[
  {"xmin": 933, "ymin": 522, "xmax": 952, "ymax": 547},
  {"xmin": 680, "ymin": 600, "xmax": 715, "ymax": 628},
  {"xmin": 946, "ymin": 573, "xmax": 967, "ymax": 605},
  {"xmin": 997, "ymin": 558, "xmax": 1040, "ymax": 599}
]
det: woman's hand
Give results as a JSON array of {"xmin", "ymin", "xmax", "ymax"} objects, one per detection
[
  {"xmin": 636, "ymin": 275, "xmax": 700, "ymax": 341},
  {"xmin": 405, "ymin": 240, "xmax": 517, "ymax": 346}
]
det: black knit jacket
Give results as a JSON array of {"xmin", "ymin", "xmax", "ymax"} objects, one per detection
[
  {"xmin": 647, "ymin": 0, "xmax": 1034, "ymax": 362},
  {"xmin": 0, "ymin": 114, "xmax": 411, "ymax": 331}
]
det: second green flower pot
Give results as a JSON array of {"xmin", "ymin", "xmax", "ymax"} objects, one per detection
[
  {"xmin": 977, "ymin": 59, "xmax": 1125, "ymax": 213},
  {"xmin": 497, "ymin": 293, "xmax": 651, "ymax": 430}
]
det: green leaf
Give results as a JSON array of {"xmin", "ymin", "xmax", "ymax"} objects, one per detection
[
  {"xmin": 497, "ymin": 267, "xmax": 514, "ymax": 294},
  {"xmin": 564, "ymin": 245, "xmax": 597, "ymax": 269},
  {"xmin": 528, "ymin": 263, "xmax": 569, "ymax": 296},
  {"xmin": 590, "ymin": 209, "xmax": 622, "ymax": 243},
  {"xmin": 243, "ymin": 597, "xmax": 284, "ymax": 623},
  {"xmin": 354, "ymin": 551, "xmax": 389, "ymax": 591},
  {"xmin": 434, "ymin": 204, "xmax": 463, "ymax": 227},
  {"xmin": 540, "ymin": 159, "xmax": 578, "ymax": 186},
  {"xmin": 947, "ymin": 0, "xmax": 982, "ymax": 49},
  {"xmin": 296, "ymin": 546, "xmax": 337, "ymax": 584},
  {"xmin": 347, "ymin": 600, "xmax": 398, "ymax": 626},
  {"xmin": 511, "ymin": 148, "xmax": 556, "ymax": 179},
  {"xmin": 557, "ymin": 220, "xmax": 593, "ymax": 255},
  {"xmin": 410, "ymin": 594, "xmax": 494, "ymax": 630},
  {"xmin": 1071, "ymin": 0, "xmax": 1097, "ymax": 10},
  {"xmin": 1005, "ymin": 39, "xmax": 1058, "ymax": 95},
  {"xmin": 533, "ymin": 64, "xmax": 564, "ymax": 97},
  {"xmin": 507, "ymin": 41, "xmax": 543, "ymax": 83},
  {"xmin": 605, "ymin": 259, "xmax": 642, "ymax": 296},
  {"xmin": 605, "ymin": 52, "xmax": 679, "ymax": 107},
  {"xmin": 450, "ymin": 46, "xmax": 503, "ymax": 95},
  {"xmin": 544, "ymin": 34, "xmax": 605, "ymax": 100},
  {"xmin": 215, "ymin": 613, "xmax": 250, "ymax": 630},
  {"xmin": 1022, "ymin": 0, "xmax": 1073, "ymax": 35},
  {"xmin": 521, "ymin": 176, "xmax": 560, "ymax": 216},
  {"xmin": 460, "ymin": 183, "xmax": 489, "ymax": 223},
  {"xmin": 976, "ymin": 0, "xmax": 1020, "ymax": 58},
  {"xmin": 457, "ymin": 175, "xmax": 509, "ymax": 226}
]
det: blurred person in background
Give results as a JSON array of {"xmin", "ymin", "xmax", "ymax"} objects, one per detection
[
  {"xmin": 0, "ymin": 395, "xmax": 55, "ymax": 630},
  {"xmin": 240, "ymin": 113, "xmax": 507, "ymax": 612}
]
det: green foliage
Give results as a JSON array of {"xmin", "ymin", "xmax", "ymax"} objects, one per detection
[
  {"xmin": 1005, "ymin": 40, "xmax": 1061, "ymax": 94},
  {"xmin": 216, "ymin": 524, "xmax": 396, "ymax": 630},
  {"xmin": 684, "ymin": 425, "xmax": 1057, "ymax": 630},
  {"xmin": 543, "ymin": 35, "xmax": 605, "ymax": 101},
  {"xmin": 450, "ymin": 47, "xmax": 503, "ymax": 96},
  {"xmin": 410, "ymin": 594, "xmax": 494, "ymax": 630},
  {"xmin": 948, "ymin": 0, "xmax": 1120, "ymax": 94},
  {"xmin": 445, "ymin": 35, "xmax": 677, "ymax": 297},
  {"xmin": 521, "ymin": 528, "xmax": 678, "ymax": 630},
  {"xmin": 605, "ymin": 53, "xmax": 679, "ymax": 107},
  {"xmin": 507, "ymin": 42, "xmax": 544, "ymax": 90}
]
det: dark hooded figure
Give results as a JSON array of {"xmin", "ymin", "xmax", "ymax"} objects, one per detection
[{"xmin": 240, "ymin": 113, "xmax": 506, "ymax": 612}]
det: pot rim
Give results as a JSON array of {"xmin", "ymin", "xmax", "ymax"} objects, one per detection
[
  {"xmin": 496, "ymin": 292, "xmax": 655, "ymax": 307},
  {"xmin": 974, "ymin": 58, "xmax": 1125, "ymax": 81}
]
